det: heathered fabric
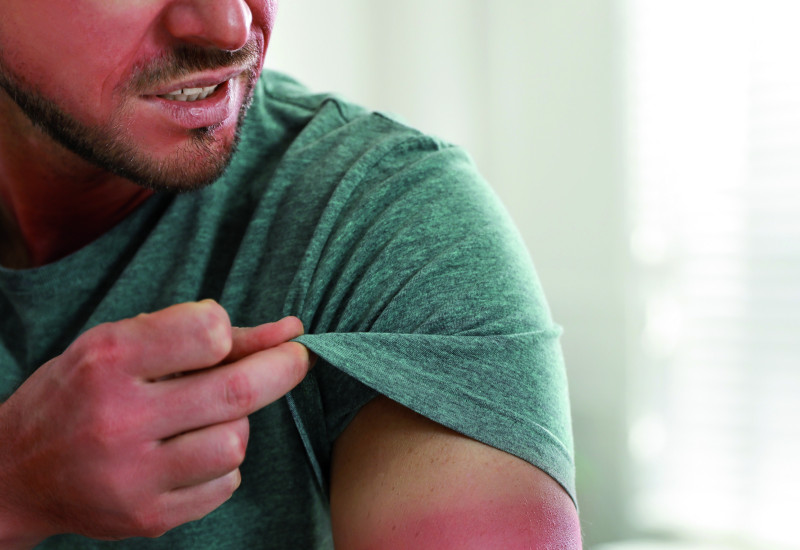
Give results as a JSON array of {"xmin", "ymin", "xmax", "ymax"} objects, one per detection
[{"xmin": 0, "ymin": 71, "xmax": 574, "ymax": 549}]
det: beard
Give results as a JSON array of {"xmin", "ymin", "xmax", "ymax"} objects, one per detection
[{"xmin": 0, "ymin": 39, "xmax": 262, "ymax": 193}]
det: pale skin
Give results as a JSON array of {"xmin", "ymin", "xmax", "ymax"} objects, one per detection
[{"xmin": 0, "ymin": 0, "xmax": 582, "ymax": 547}]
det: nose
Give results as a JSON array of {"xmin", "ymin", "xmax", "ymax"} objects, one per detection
[{"xmin": 162, "ymin": 0, "xmax": 253, "ymax": 51}]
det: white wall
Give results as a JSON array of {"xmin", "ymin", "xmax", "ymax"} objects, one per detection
[{"xmin": 268, "ymin": 2, "xmax": 629, "ymax": 545}]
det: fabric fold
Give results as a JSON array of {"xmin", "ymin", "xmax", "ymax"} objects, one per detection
[{"xmin": 295, "ymin": 329, "xmax": 576, "ymax": 504}]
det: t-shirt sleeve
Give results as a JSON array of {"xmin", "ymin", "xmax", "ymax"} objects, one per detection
[{"xmin": 286, "ymin": 131, "xmax": 576, "ymax": 505}]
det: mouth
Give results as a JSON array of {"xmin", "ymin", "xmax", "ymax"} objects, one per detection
[
  {"xmin": 141, "ymin": 76, "xmax": 243, "ymax": 131},
  {"xmin": 147, "ymin": 65, "xmax": 249, "ymax": 102},
  {"xmin": 158, "ymin": 84, "xmax": 220, "ymax": 102}
]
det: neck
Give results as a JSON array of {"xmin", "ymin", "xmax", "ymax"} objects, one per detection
[
  {"xmin": 0, "ymin": 178, "xmax": 153, "ymax": 269},
  {"xmin": 0, "ymin": 95, "xmax": 154, "ymax": 270},
  {"xmin": 0, "ymin": 198, "xmax": 31, "ymax": 269}
]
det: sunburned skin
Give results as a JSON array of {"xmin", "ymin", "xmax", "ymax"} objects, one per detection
[
  {"xmin": 0, "ymin": 2, "xmax": 582, "ymax": 546},
  {"xmin": 371, "ymin": 499, "xmax": 582, "ymax": 549},
  {"xmin": 330, "ymin": 396, "xmax": 583, "ymax": 549}
]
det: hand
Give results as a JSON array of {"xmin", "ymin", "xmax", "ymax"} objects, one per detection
[{"xmin": 0, "ymin": 301, "xmax": 310, "ymax": 548}]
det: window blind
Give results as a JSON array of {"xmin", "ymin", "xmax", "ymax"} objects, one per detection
[{"xmin": 627, "ymin": 1, "xmax": 800, "ymax": 547}]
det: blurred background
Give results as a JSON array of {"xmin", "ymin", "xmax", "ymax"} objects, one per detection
[{"xmin": 266, "ymin": 1, "xmax": 800, "ymax": 548}]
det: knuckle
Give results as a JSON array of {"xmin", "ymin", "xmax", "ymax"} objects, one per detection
[
  {"xmin": 227, "ymin": 469, "xmax": 243, "ymax": 495},
  {"xmin": 131, "ymin": 509, "xmax": 170, "ymax": 539},
  {"xmin": 74, "ymin": 325, "xmax": 126, "ymax": 373},
  {"xmin": 223, "ymin": 370, "xmax": 255, "ymax": 412},
  {"xmin": 197, "ymin": 302, "xmax": 232, "ymax": 361},
  {"xmin": 213, "ymin": 469, "xmax": 243, "ymax": 502},
  {"xmin": 219, "ymin": 427, "xmax": 247, "ymax": 469},
  {"xmin": 69, "ymin": 328, "xmax": 143, "ymax": 437}
]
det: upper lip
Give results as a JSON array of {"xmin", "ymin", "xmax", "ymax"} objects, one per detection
[{"xmin": 146, "ymin": 66, "xmax": 248, "ymax": 96}]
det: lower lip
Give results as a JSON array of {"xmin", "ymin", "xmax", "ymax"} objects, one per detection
[{"xmin": 143, "ymin": 79, "xmax": 239, "ymax": 130}]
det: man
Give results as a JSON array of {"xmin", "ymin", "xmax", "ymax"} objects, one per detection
[{"xmin": 0, "ymin": 1, "xmax": 581, "ymax": 548}]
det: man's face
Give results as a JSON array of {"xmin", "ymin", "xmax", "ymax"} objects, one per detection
[{"xmin": 0, "ymin": 0, "xmax": 276, "ymax": 191}]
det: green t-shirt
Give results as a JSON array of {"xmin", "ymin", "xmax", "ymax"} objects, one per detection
[{"xmin": 0, "ymin": 71, "xmax": 575, "ymax": 549}]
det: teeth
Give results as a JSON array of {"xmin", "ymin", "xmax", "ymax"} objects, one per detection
[{"xmin": 159, "ymin": 84, "xmax": 218, "ymax": 102}]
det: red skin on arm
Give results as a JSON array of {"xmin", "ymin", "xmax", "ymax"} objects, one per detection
[
  {"xmin": 330, "ymin": 397, "xmax": 582, "ymax": 550},
  {"xmin": 373, "ymin": 499, "xmax": 581, "ymax": 549}
]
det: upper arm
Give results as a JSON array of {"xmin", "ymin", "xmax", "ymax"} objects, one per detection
[{"xmin": 330, "ymin": 396, "xmax": 582, "ymax": 549}]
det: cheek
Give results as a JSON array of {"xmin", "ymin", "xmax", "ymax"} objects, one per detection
[
  {"xmin": 249, "ymin": 0, "xmax": 278, "ymax": 28},
  {"xmin": 249, "ymin": 0, "xmax": 278, "ymax": 49},
  {"xmin": 0, "ymin": 2, "xmax": 161, "ymax": 113},
  {"xmin": 61, "ymin": 5, "xmax": 165, "ymax": 100}
]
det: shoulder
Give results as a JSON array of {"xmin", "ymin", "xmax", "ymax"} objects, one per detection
[
  {"xmin": 243, "ymin": 70, "xmax": 462, "ymax": 175},
  {"xmin": 233, "ymin": 71, "xmax": 492, "ymax": 250},
  {"xmin": 247, "ymin": 70, "xmax": 424, "ymax": 146}
]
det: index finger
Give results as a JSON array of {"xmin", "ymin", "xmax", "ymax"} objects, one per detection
[
  {"xmin": 99, "ymin": 300, "xmax": 232, "ymax": 380},
  {"xmin": 226, "ymin": 316, "xmax": 304, "ymax": 364},
  {"xmin": 147, "ymin": 341, "xmax": 311, "ymax": 438}
]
